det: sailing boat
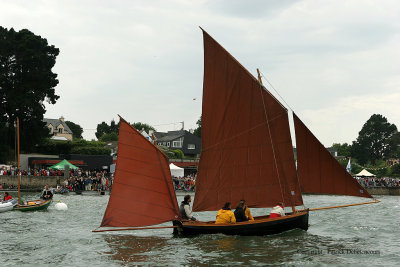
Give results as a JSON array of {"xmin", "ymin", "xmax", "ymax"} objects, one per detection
[
  {"xmin": 14, "ymin": 117, "xmax": 52, "ymax": 212},
  {"xmin": 95, "ymin": 28, "xmax": 378, "ymax": 236}
]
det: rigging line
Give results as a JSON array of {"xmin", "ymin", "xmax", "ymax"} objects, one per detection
[
  {"xmin": 259, "ymin": 70, "xmax": 305, "ymax": 208},
  {"xmin": 260, "ymin": 71, "xmax": 295, "ymax": 113},
  {"xmin": 258, "ymin": 82, "xmax": 286, "ymax": 205}
]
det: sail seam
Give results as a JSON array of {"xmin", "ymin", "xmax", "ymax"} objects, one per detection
[{"xmin": 201, "ymin": 112, "xmax": 287, "ymax": 153}]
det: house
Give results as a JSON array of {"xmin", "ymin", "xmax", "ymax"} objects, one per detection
[
  {"xmin": 154, "ymin": 130, "xmax": 201, "ymax": 157},
  {"xmin": 43, "ymin": 116, "xmax": 73, "ymax": 141}
]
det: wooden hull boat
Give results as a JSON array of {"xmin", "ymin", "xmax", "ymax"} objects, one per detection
[
  {"xmin": 14, "ymin": 199, "xmax": 52, "ymax": 212},
  {"xmin": 174, "ymin": 211, "xmax": 309, "ymax": 236}
]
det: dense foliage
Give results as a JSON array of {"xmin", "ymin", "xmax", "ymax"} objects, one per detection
[
  {"xmin": 0, "ymin": 27, "xmax": 59, "ymax": 162},
  {"xmin": 95, "ymin": 119, "xmax": 119, "ymax": 139},
  {"xmin": 36, "ymin": 139, "xmax": 111, "ymax": 155},
  {"xmin": 193, "ymin": 116, "xmax": 201, "ymax": 138},
  {"xmin": 351, "ymin": 114, "xmax": 398, "ymax": 165},
  {"xmin": 65, "ymin": 121, "xmax": 83, "ymax": 139}
]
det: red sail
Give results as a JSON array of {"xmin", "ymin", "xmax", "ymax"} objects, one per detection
[
  {"xmin": 101, "ymin": 118, "xmax": 180, "ymax": 227},
  {"xmin": 193, "ymin": 30, "xmax": 303, "ymax": 212},
  {"xmin": 293, "ymin": 113, "xmax": 372, "ymax": 198}
]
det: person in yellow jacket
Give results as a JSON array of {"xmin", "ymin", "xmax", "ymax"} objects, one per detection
[
  {"xmin": 240, "ymin": 199, "xmax": 254, "ymax": 221},
  {"xmin": 215, "ymin": 202, "xmax": 236, "ymax": 224}
]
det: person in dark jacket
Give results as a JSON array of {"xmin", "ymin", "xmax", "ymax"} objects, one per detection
[
  {"xmin": 41, "ymin": 184, "xmax": 53, "ymax": 200},
  {"xmin": 179, "ymin": 195, "xmax": 197, "ymax": 221},
  {"xmin": 234, "ymin": 202, "xmax": 249, "ymax": 222}
]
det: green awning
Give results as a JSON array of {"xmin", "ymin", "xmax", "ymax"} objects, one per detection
[{"xmin": 48, "ymin": 159, "xmax": 78, "ymax": 170}]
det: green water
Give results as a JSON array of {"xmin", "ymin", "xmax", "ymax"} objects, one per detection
[{"xmin": 1, "ymin": 192, "xmax": 398, "ymax": 266}]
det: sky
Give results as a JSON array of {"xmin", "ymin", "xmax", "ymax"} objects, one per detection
[{"xmin": 1, "ymin": 0, "xmax": 399, "ymax": 146}]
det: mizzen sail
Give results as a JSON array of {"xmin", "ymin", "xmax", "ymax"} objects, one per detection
[
  {"xmin": 193, "ymin": 30, "xmax": 303, "ymax": 212},
  {"xmin": 101, "ymin": 117, "xmax": 180, "ymax": 227},
  {"xmin": 293, "ymin": 113, "xmax": 372, "ymax": 198}
]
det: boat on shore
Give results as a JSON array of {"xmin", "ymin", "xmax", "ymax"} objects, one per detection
[{"xmin": 94, "ymin": 28, "xmax": 378, "ymax": 236}]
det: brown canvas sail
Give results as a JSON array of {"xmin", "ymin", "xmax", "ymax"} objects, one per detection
[
  {"xmin": 293, "ymin": 113, "xmax": 372, "ymax": 198},
  {"xmin": 193, "ymin": 29, "xmax": 303, "ymax": 212},
  {"xmin": 101, "ymin": 118, "xmax": 180, "ymax": 227}
]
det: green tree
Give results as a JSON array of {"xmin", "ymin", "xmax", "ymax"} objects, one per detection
[
  {"xmin": 193, "ymin": 116, "xmax": 201, "ymax": 138},
  {"xmin": 332, "ymin": 143, "xmax": 351, "ymax": 157},
  {"xmin": 131, "ymin": 122, "xmax": 155, "ymax": 133},
  {"xmin": 99, "ymin": 132, "xmax": 118, "ymax": 142},
  {"xmin": 351, "ymin": 114, "xmax": 398, "ymax": 165},
  {"xmin": 0, "ymin": 27, "xmax": 59, "ymax": 161},
  {"xmin": 65, "ymin": 121, "xmax": 83, "ymax": 139},
  {"xmin": 95, "ymin": 119, "xmax": 120, "ymax": 140}
]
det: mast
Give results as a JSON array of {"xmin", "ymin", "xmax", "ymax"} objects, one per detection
[
  {"xmin": 17, "ymin": 117, "xmax": 21, "ymax": 205},
  {"xmin": 257, "ymin": 68, "xmax": 296, "ymax": 213},
  {"xmin": 257, "ymin": 68, "xmax": 262, "ymax": 84}
]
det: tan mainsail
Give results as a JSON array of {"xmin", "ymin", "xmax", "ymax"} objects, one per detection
[
  {"xmin": 100, "ymin": 117, "xmax": 180, "ymax": 227},
  {"xmin": 192, "ymin": 29, "xmax": 303, "ymax": 212},
  {"xmin": 293, "ymin": 113, "xmax": 372, "ymax": 198}
]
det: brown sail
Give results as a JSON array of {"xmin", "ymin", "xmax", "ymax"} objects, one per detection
[
  {"xmin": 193, "ymin": 29, "xmax": 303, "ymax": 212},
  {"xmin": 101, "ymin": 117, "xmax": 180, "ymax": 227},
  {"xmin": 293, "ymin": 113, "xmax": 372, "ymax": 198}
]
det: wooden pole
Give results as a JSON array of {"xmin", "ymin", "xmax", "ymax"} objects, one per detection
[
  {"xmin": 92, "ymin": 225, "xmax": 177, "ymax": 233},
  {"xmin": 17, "ymin": 117, "xmax": 21, "ymax": 205},
  {"xmin": 298, "ymin": 199, "xmax": 380, "ymax": 212},
  {"xmin": 257, "ymin": 68, "xmax": 263, "ymax": 84}
]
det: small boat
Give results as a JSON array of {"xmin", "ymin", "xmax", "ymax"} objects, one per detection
[
  {"xmin": 14, "ymin": 117, "xmax": 52, "ymax": 212},
  {"xmin": 14, "ymin": 199, "xmax": 52, "ymax": 212},
  {"xmin": 95, "ymin": 28, "xmax": 378, "ymax": 236},
  {"xmin": 0, "ymin": 199, "xmax": 18, "ymax": 213}
]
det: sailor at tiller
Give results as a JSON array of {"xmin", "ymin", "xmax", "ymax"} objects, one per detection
[{"xmin": 180, "ymin": 195, "xmax": 197, "ymax": 221}]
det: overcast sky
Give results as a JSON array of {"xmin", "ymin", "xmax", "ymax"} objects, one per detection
[{"xmin": 1, "ymin": 0, "xmax": 399, "ymax": 146}]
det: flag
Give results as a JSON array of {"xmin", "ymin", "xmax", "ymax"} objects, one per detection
[{"xmin": 346, "ymin": 157, "xmax": 351, "ymax": 173}]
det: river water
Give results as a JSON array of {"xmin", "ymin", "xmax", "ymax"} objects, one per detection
[{"xmin": 1, "ymin": 191, "xmax": 398, "ymax": 266}]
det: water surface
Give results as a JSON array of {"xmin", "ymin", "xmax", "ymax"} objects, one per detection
[{"xmin": 1, "ymin": 192, "xmax": 398, "ymax": 266}]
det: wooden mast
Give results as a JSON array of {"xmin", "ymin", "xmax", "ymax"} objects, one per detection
[
  {"xmin": 257, "ymin": 68, "xmax": 296, "ymax": 214},
  {"xmin": 17, "ymin": 117, "xmax": 21, "ymax": 205}
]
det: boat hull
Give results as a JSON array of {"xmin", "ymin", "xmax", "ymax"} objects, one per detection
[
  {"xmin": 0, "ymin": 199, "xmax": 18, "ymax": 213},
  {"xmin": 14, "ymin": 199, "xmax": 52, "ymax": 212},
  {"xmin": 174, "ymin": 210, "xmax": 309, "ymax": 236}
]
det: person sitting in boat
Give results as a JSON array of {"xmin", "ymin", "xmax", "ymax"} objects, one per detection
[
  {"xmin": 269, "ymin": 202, "xmax": 285, "ymax": 218},
  {"xmin": 240, "ymin": 199, "xmax": 254, "ymax": 221},
  {"xmin": 215, "ymin": 202, "xmax": 236, "ymax": 224},
  {"xmin": 234, "ymin": 202, "xmax": 248, "ymax": 222},
  {"xmin": 3, "ymin": 192, "xmax": 13, "ymax": 201},
  {"xmin": 179, "ymin": 195, "xmax": 197, "ymax": 221},
  {"xmin": 41, "ymin": 184, "xmax": 53, "ymax": 200}
]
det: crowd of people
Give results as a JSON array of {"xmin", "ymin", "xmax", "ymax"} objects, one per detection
[
  {"xmin": 172, "ymin": 174, "xmax": 196, "ymax": 191},
  {"xmin": 356, "ymin": 177, "xmax": 400, "ymax": 188},
  {"xmin": 56, "ymin": 170, "xmax": 113, "ymax": 193}
]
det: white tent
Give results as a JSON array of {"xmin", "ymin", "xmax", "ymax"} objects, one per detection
[
  {"xmin": 169, "ymin": 163, "xmax": 184, "ymax": 177},
  {"xmin": 355, "ymin": 169, "xmax": 376, "ymax": 177}
]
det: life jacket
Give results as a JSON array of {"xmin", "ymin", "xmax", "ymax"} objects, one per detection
[{"xmin": 215, "ymin": 209, "xmax": 236, "ymax": 224}]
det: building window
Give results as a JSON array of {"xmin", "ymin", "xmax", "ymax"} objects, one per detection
[
  {"xmin": 58, "ymin": 128, "xmax": 63, "ymax": 133},
  {"xmin": 167, "ymin": 142, "xmax": 170, "ymax": 147},
  {"xmin": 188, "ymin": 144, "xmax": 195, "ymax": 149},
  {"xmin": 172, "ymin": 137, "xmax": 183, "ymax": 148}
]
